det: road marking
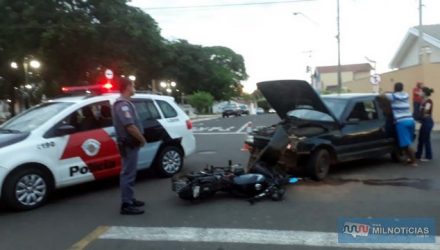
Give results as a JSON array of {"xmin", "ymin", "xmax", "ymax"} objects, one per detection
[
  {"xmin": 193, "ymin": 126, "xmax": 236, "ymax": 132},
  {"xmin": 69, "ymin": 226, "xmax": 110, "ymax": 250},
  {"xmin": 236, "ymin": 121, "xmax": 252, "ymax": 133},
  {"xmin": 99, "ymin": 226, "xmax": 440, "ymax": 249},
  {"xmin": 194, "ymin": 132, "xmax": 246, "ymax": 135}
]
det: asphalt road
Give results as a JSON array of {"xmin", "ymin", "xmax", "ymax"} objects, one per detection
[{"xmin": 0, "ymin": 114, "xmax": 439, "ymax": 250}]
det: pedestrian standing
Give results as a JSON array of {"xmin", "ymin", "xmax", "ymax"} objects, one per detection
[
  {"xmin": 385, "ymin": 82, "xmax": 417, "ymax": 167},
  {"xmin": 112, "ymin": 78, "xmax": 147, "ymax": 215},
  {"xmin": 416, "ymin": 87, "xmax": 434, "ymax": 162},
  {"xmin": 412, "ymin": 82, "xmax": 424, "ymax": 120}
]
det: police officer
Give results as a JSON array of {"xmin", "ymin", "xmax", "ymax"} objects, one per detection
[{"xmin": 112, "ymin": 78, "xmax": 146, "ymax": 215}]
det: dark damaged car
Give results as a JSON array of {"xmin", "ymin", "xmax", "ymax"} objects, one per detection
[{"xmin": 245, "ymin": 80, "xmax": 402, "ymax": 180}]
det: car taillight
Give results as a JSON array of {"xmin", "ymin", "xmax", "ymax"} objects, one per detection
[{"xmin": 186, "ymin": 119, "xmax": 193, "ymax": 130}]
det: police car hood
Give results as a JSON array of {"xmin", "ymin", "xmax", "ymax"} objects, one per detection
[
  {"xmin": 257, "ymin": 80, "xmax": 337, "ymax": 121},
  {"xmin": 0, "ymin": 132, "xmax": 30, "ymax": 149}
]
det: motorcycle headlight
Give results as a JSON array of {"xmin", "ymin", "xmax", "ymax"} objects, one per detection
[{"xmin": 254, "ymin": 183, "xmax": 263, "ymax": 191}]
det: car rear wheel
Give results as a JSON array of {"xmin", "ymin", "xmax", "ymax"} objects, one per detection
[
  {"xmin": 154, "ymin": 146, "xmax": 183, "ymax": 177},
  {"xmin": 1, "ymin": 167, "xmax": 52, "ymax": 211},
  {"xmin": 307, "ymin": 149, "xmax": 331, "ymax": 181}
]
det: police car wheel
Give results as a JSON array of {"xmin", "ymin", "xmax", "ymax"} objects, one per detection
[
  {"xmin": 155, "ymin": 146, "xmax": 183, "ymax": 178},
  {"xmin": 2, "ymin": 167, "xmax": 52, "ymax": 211}
]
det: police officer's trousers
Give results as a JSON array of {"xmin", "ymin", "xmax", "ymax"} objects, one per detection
[{"xmin": 120, "ymin": 147, "xmax": 139, "ymax": 204}]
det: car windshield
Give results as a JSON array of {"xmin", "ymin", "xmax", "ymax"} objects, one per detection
[
  {"xmin": 0, "ymin": 102, "xmax": 73, "ymax": 132},
  {"xmin": 287, "ymin": 109, "xmax": 334, "ymax": 122},
  {"xmin": 322, "ymin": 98, "xmax": 347, "ymax": 119}
]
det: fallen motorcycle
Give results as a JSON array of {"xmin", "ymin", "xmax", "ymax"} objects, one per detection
[{"xmin": 172, "ymin": 161, "xmax": 299, "ymax": 204}]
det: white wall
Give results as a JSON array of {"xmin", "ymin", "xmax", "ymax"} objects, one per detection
[
  {"xmin": 398, "ymin": 42, "xmax": 440, "ymax": 68},
  {"xmin": 430, "ymin": 46, "xmax": 440, "ymax": 62},
  {"xmin": 399, "ymin": 42, "xmax": 420, "ymax": 68}
]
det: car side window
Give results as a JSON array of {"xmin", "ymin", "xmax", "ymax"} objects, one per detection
[
  {"xmin": 156, "ymin": 100, "xmax": 178, "ymax": 118},
  {"xmin": 70, "ymin": 102, "xmax": 112, "ymax": 132},
  {"xmin": 347, "ymin": 101, "xmax": 378, "ymax": 122},
  {"xmin": 364, "ymin": 100, "xmax": 378, "ymax": 120},
  {"xmin": 46, "ymin": 101, "xmax": 112, "ymax": 138},
  {"xmin": 133, "ymin": 99, "xmax": 161, "ymax": 123}
]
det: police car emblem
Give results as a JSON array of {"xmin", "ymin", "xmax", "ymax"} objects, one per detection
[{"xmin": 81, "ymin": 139, "xmax": 101, "ymax": 157}]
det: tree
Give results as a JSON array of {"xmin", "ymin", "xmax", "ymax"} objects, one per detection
[
  {"xmin": 240, "ymin": 93, "xmax": 255, "ymax": 103},
  {"xmin": 0, "ymin": 0, "xmax": 248, "ymax": 105},
  {"xmin": 187, "ymin": 91, "xmax": 214, "ymax": 114},
  {"xmin": 162, "ymin": 40, "xmax": 248, "ymax": 100},
  {"xmin": 257, "ymin": 99, "xmax": 271, "ymax": 112}
]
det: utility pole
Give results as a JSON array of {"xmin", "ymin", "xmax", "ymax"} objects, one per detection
[
  {"xmin": 418, "ymin": 0, "xmax": 423, "ymax": 64},
  {"xmin": 336, "ymin": 0, "xmax": 342, "ymax": 94}
]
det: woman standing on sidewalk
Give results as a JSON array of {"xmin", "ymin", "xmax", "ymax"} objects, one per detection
[{"xmin": 416, "ymin": 87, "xmax": 434, "ymax": 162}]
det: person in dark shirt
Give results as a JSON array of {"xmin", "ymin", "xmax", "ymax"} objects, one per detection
[
  {"xmin": 112, "ymin": 78, "xmax": 147, "ymax": 215},
  {"xmin": 416, "ymin": 87, "xmax": 434, "ymax": 161}
]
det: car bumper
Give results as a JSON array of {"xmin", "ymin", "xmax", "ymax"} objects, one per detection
[
  {"xmin": 0, "ymin": 165, "xmax": 9, "ymax": 200},
  {"xmin": 182, "ymin": 134, "xmax": 196, "ymax": 157}
]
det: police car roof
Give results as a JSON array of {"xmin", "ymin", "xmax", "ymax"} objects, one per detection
[{"xmin": 49, "ymin": 92, "xmax": 175, "ymax": 103}]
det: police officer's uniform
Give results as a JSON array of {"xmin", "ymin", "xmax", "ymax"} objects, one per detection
[{"xmin": 112, "ymin": 97, "xmax": 143, "ymax": 206}]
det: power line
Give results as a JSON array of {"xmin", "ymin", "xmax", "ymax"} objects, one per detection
[{"xmin": 140, "ymin": 0, "xmax": 316, "ymax": 11}]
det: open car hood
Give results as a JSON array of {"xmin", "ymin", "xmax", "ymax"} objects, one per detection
[{"xmin": 257, "ymin": 80, "xmax": 337, "ymax": 121}]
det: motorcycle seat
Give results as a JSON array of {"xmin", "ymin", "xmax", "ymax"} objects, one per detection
[{"xmin": 233, "ymin": 174, "xmax": 265, "ymax": 185}]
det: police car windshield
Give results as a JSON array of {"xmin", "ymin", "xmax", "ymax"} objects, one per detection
[{"xmin": 0, "ymin": 102, "xmax": 73, "ymax": 132}]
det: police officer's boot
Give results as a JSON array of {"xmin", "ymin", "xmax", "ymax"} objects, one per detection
[{"xmin": 120, "ymin": 203, "xmax": 144, "ymax": 215}]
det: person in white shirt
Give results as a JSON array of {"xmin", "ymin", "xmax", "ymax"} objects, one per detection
[{"xmin": 384, "ymin": 82, "xmax": 417, "ymax": 167}]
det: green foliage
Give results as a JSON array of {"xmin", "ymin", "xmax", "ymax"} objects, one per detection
[
  {"xmin": 257, "ymin": 99, "xmax": 271, "ymax": 112},
  {"xmin": 161, "ymin": 40, "xmax": 247, "ymax": 100},
  {"xmin": 187, "ymin": 91, "xmax": 214, "ymax": 114},
  {"xmin": 0, "ymin": 0, "xmax": 247, "ymax": 102},
  {"xmin": 240, "ymin": 93, "xmax": 255, "ymax": 102}
]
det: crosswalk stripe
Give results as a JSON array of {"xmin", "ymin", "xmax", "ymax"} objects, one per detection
[{"xmin": 99, "ymin": 226, "xmax": 440, "ymax": 249}]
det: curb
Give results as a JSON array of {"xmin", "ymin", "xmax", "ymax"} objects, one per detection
[{"xmin": 191, "ymin": 115, "xmax": 221, "ymax": 122}]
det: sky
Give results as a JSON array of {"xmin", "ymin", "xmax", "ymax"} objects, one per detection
[{"xmin": 129, "ymin": 0, "xmax": 440, "ymax": 93}]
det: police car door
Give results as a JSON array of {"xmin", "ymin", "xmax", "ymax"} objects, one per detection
[
  {"xmin": 154, "ymin": 99, "xmax": 189, "ymax": 144},
  {"xmin": 50, "ymin": 101, "xmax": 121, "ymax": 185},
  {"xmin": 132, "ymin": 99, "xmax": 163, "ymax": 169}
]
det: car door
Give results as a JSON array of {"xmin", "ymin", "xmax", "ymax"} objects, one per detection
[
  {"xmin": 338, "ymin": 99, "xmax": 386, "ymax": 160},
  {"xmin": 132, "ymin": 99, "xmax": 164, "ymax": 169},
  {"xmin": 46, "ymin": 101, "xmax": 121, "ymax": 185}
]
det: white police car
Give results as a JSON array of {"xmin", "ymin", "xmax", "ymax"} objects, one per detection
[{"xmin": 0, "ymin": 85, "xmax": 196, "ymax": 210}]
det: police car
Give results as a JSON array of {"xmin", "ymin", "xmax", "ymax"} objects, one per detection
[{"xmin": 0, "ymin": 84, "xmax": 196, "ymax": 210}]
